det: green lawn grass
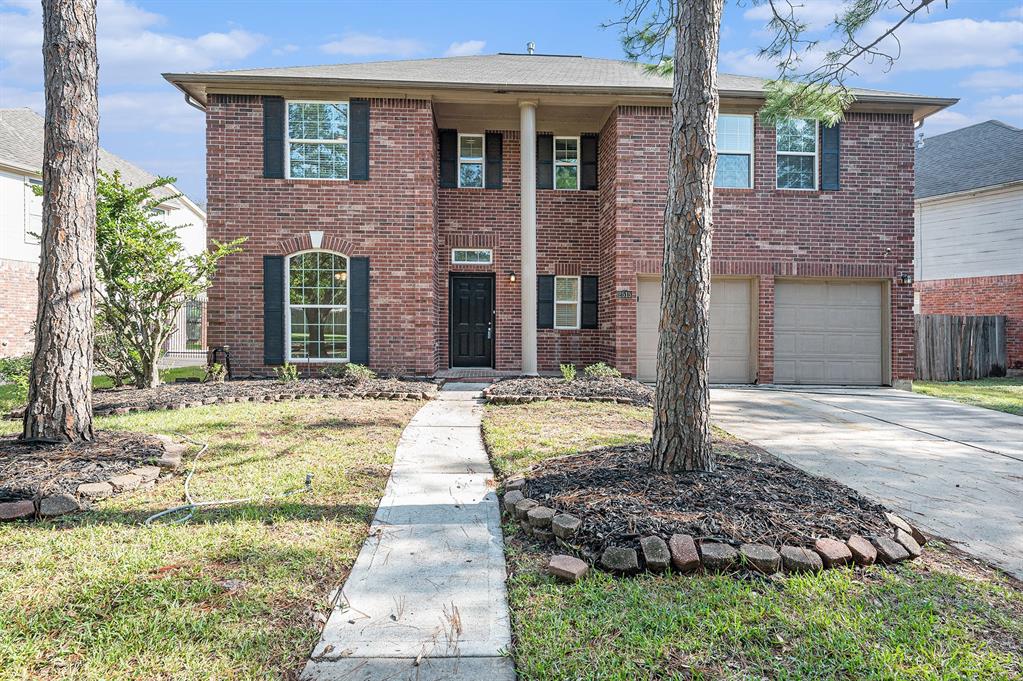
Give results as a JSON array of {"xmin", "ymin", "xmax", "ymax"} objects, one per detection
[
  {"xmin": 913, "ymin": 377, "xmax": 1023, "ymax": 416},
  {"xmin": 484, "ymin": 401, "xmax": 1023, "ymax": 681},
  {"xmin": 0, "ymin": 365, "xmax": 206, "ymax": 415},
  {"xmin": 0, "ymin": 398, "xmax": 419, "ymax": 680}
]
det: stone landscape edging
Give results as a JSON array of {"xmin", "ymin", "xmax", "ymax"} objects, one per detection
[
  {"xmin": 500, "ymin": 482, "xmax": 930, "ymax": 582},
  {"xmin": 483, "ymin": 390, "xmax": 638, "ymax": 406},
  {"xmin": 6, "ymin": 389, "xmax": 434, "ymax": 421},
  {"xmin": 92, "ymin": 389, "xmax": 433, "ymax": 417},
  {"xmin": 0, "ymin": 434, "xmax": 187, "ymax": 522}
]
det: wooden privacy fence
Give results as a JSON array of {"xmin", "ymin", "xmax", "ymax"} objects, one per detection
[{"xmin": 915, "ymin": 314, "xmax": 1007, "ymax": 381}]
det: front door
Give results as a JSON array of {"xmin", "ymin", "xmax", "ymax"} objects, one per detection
[{"xmin": 450, "ymin": 274, "xmax": 494, "ymax": 367}]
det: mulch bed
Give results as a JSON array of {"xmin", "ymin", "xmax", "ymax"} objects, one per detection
[
  {"xmin": 5, "ymin": 377, "xmax": 438, "ymax": 419},
  {"xmin": 524, "ymin": 442, "xmax": 892, "ymax": 561},
  {"xmin": 485, "ymin": 377, "xmax": 653, "ymax": 407},
  {"xmin": 0, "ymin": 431, "xmax": 166, "ymax": 502}
]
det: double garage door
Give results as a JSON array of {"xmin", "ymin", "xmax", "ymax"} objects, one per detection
[{"xmin": 636, "ymin": 278, "xmax": 884, "ymax": 385}]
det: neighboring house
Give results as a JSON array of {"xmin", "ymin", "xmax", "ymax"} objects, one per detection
[
  {"xmin": 164, "ymin": 53, "xmax": 954, "ymax": 385},
  {"xmin": 914, "ymin": 120, "xmax": 1023, "ymax": 372},
  {"xmin": 0, "ymin": 107, "xmax": 207, "ymax": 358}
]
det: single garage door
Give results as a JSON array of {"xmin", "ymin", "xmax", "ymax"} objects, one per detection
[
  {"xmin": 774, "ymin": 280, "xmax": 884, "ymax": 385},
  {"xmin": 636, "ymin": 277, "xmax": 753, "ymax": 383}
]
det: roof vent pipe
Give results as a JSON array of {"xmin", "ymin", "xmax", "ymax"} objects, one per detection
[{"xmin": 527, "ymin": 41, "xmax": 535, "ymax": 55}]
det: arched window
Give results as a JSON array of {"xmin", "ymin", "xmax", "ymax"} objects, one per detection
[{"xmin": 285, "ymin": 250, "xmax": 349, "ymax": 362}]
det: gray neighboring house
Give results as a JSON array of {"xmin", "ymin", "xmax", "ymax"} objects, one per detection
[
  {"xmin": 914, "ymin": 120, "xmax": 1023, "ymax": 371},
  {"xmin": 0, "ymin": 108, "xmax": 207, "ymax": 359}
]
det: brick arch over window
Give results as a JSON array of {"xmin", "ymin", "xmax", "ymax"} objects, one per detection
[{"xmin": 276, "ymin": 234, "xmax": 355, "ymax": 257}]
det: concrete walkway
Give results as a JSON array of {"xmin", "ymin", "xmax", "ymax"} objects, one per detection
[
  {"xmin": 302, "ymin": 383, "xmax": 515, "ymax": 681},
  {"xmin": 711, "ymin": 386, "xmax": 1023, "ymax": 579}
]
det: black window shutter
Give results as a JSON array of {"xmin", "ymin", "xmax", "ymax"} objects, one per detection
[
  {"xmin": 580, "ymin": 134, "xmax": 598, "ymax": 190},
  {"xmin": 263, "ymin": 97, "xmax": 285, "ymax": 179},
  {"xmin": 349, "ymin": 257, "xmax": 370, "ymax": 365},
  {"xmin": 537, "ymin": 275, "xmax": 554, "ymax": 329},
  {"xmin": 350, "ymin": 99, "xmax": 370, "ymax": 180},
  {"xmin": 536, "ymin": 134, "xmax": 553, "ymax": 190},
  {"xmin": 263, "ymin": 255, "xmax": 285, "ymax": 364},
  {"xmin": 439, "ymin": 129, "xmax": 458, "ymax": 188},
  {"xmin": 581, "ymin": 276, "xmax": 599, "ymax": 329},
  {"xmin": 485, "ymin": 132, "xmax": 503, "ymax": 189},
  {"xmin": 821, "ymin": 123, "xmax": 840, "ymax": 191}
]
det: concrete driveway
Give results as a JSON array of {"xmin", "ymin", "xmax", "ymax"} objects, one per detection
[{"xmin": 711, "ymin": 386, "xmax": 1023, "ymax": 579}]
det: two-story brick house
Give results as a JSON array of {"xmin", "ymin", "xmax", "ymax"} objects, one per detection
[{"xmin": 164, "ymin": 54, "xmax": 954, "ymax": 386}]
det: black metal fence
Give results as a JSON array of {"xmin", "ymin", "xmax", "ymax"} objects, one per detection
[{"xmin": 162, "ymin": 297, "xmax": 207, "ymax": 366}]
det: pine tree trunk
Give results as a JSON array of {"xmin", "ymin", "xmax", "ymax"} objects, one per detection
[
  {"xmin": 650, "ymin": 0, "xmax": 723, "ymax": 473},
  {"xmin": 22, "ymin": 0, "xmax": 98, "ymax": 443}
]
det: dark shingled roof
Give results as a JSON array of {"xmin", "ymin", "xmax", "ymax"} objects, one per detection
[{"xmin": 916, "ymin": 120, "xmax": 1023, "ymax": 199}]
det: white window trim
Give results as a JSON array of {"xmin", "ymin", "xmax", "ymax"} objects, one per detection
[
  {"xmin": 285, "ymin": 99, "xmax": 350, "ymax": 181},
  {"xmin": 775, "ymin": 118, "xmax": 819, "ymax": 191},
  {"xmin": 716, "ymin": 113, "xmax": 754, "ymax": 189},
  {"xmin": 553, "ymin": 136, "xmax": 580, "ymax": 191},
  {"xmin": 553, "ymin": 275, "xmax": 581, "ymax": 330},
  {"xmin": 457, "ymin": 133, "xmax": 485, "ymax": 189},
  {"xmin": 284, "ymin": 249, "xmax": 350, "ymax": 364},
  {"xmin": 451, "ymin": 248, "xmax": 493, "ymax": 265},
  {"xmin": 24, "ymin": 178, "xmax": 42, "ymax": 245}
]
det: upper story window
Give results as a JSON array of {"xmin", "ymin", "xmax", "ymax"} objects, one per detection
[
  {"xmin": 554, "ymin": 275, "xmax": 581, "ymax": 329},
  {"xmin": 24, "ymin": 178, "xmax": 42, "ymax": 244},
  {"xmin": 776, "ymin": 118, "xmax": 818, "ymax": 190},
  {"xmin": 715, "ymin": 114, "xmax": 754, "ymax": 189},
  {"xmin": 554, "ymin": 137, "xmax": 580, "ymax": 190},
  {"xmin": 286, "ymin": 101, "xmax": 349, "ymax": 180},
  {"xmin": 452, "ymin": 248, "xmax": 493, "ymax": 265},
  {"xmin": 458, "ymin": 134, "xmax": 485, "ymax": 188},
  {"xmin": 286, "ymin": 250, "xmax": 349, "ymax": 362}
]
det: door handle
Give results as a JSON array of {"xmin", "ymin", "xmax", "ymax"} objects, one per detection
[{"xmin": 487, "ymin": 323, "xmax": 493, "ymax": 340}]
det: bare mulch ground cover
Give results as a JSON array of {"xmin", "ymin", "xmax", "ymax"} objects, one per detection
[
  {"xmin": 0, "ymin": 431, "xmax": 165, "ymax": 501},
  {"xmin": 487, "ymin": 377, "xmax": 653, "ymax": 407},
  {"xmin": 525, "ymin": 440, "xmax": 892, "ymax": 561},
  {"xmin": 6, "ymin": 377, "xmax": 438, "ymax": 419}
]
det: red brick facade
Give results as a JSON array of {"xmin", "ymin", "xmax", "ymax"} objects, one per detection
[
  {"xmin": 0, "ymin": 258, "xmax": 37, "ymax": 358},
  {"xmin": 916, "ymin": 274, "xmax": 1023, "ymax": 370},
  {"xmin": 206, "ymin": 96, "xmax": 917, "ymax": 383},
  {"xmin": 607, "ymin": 108, "xmax": 917, "ymax": 383}
]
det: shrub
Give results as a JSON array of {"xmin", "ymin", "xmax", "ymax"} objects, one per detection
[
  {"xmin": 274, "ymin": 363, "xmax": 299, "ymax": 383},
  {"xmin": 0, "ymin": 355, "xmax": 31, "ymax": 394},
  {"xmin": 560, "ymin": 363, "xmax": 577, "ymax": 382},
  {"xmin": 204, "ymin": 362, "xmax": 227, "ymax": 383},
  {"xmin": 583, "ymin": 362, "xmax": 622, "ymax": 380},
  {"xmin": 321, "ymin": 363, "xmax": 377, "ymax": 384}
]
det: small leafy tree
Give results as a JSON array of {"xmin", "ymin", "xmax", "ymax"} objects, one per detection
[{"xmin": 95, "ymin": 171, "xmax": 244, "ymax": 388}]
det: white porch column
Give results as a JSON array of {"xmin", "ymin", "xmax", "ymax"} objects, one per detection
[{"xmin": 519, "ymin": 100, "xmax": 538, "ymax": 375}]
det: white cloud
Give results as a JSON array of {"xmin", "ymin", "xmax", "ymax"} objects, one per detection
[
  {"xmin": 0, "ymin": 84, "xmax": 43, "ymax": 112},
  {"xmin": 272, "ymin": 44, "xmax": 300, "ymax": 57},
  {"xmin": 742, "ymin": 0, "xmax": 852, "ymax": 32},
  {"xmin": 320, "ymin": 33, "xmax": 424, "ymax": 57},
  {"xmin": 444, "ymin": 40, "xmax": 486, "ymax": 57},
  {"xmin": 719, "ymin": 48, "xmax": 779, "ymax": 78},
  {"xmin": 959, "ymin": 69, "xmax": 1023, "ymax": 90},
  {"xmin": 852, "ymin": 19, "xmax": 1023, "ymax": 79},
  {"xmin": 0, "ymin": 0, "xmax": 266, "ymax": 86},
  {"xmin": 977, "ymin": 92, "xmax": 1023, "ymax": 121},
  {"xmin": 921, "ymin": 109, "xmax": 977, "ymax": 135},
  {"xmin": 1002, "ymin": 5, "xmax": 1023, "ymax": 20},
  {"xmin": 99, "ymin": 90, "xmax": 205, "ymax": 135}
]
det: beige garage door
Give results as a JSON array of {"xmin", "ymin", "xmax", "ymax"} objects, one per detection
[
  {"xmin": 636, "ymin": 277, "xmax": 752, "ymax": 383},
  {"xmin": 774, "ymin": 280, "xmax": 883, "ymax": 385}
]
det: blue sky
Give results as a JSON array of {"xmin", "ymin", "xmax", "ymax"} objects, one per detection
[{"xmin": 2, "ymin": 0, "xmax": 1021, "ymax": 204}]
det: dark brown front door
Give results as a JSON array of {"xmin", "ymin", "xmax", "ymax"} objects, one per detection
[{"xmin": 450, "ymin": 274, "xmax": 494, "ymax": 367}]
